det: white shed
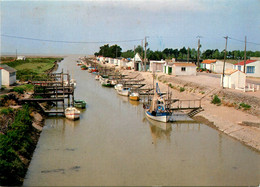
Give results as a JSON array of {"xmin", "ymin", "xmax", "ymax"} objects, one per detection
[
  {"xmin": 149, "ymin": 60, "xmax": 166, "ymax": 73},
  {"xmin": 212, "ymin": 60, "xmax": 234, "ymax": 73},
  {"xmin": 221, "ymin": 69, "xmax": 246, "ymax": 89},
  {"xmin": 0, "ymin": 64, "xmax": 17, "ymax": 86},
  {"xmin": 172, "ymin": 63, "xmax": 197, "ymax": 76}
]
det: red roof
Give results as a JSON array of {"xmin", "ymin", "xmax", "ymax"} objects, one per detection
[
  {"xmin": 234, "ymin": 60, "xmax": 256, "ymax": 65},
  {"xmin": 201, "ymin": 60, "xmax": 217, "ymax": 64}
]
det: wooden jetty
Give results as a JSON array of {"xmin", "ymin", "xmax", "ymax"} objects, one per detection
[{"xmin": 19, "ymin": 70, "xmax": 75, "ymax": 116}]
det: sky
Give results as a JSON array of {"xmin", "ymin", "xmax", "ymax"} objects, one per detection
[{"xmin": 1, "ymin": 0, "xmax": 260, "ymax": 55}]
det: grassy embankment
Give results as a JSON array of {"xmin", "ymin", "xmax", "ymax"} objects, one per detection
[
  {"xmin": 1, "ymin": 57, "xmax": 63, "ymax": 81},
  {"xmin": 0, "ymin": 57, "xmax": 62, "ymax": 185}
]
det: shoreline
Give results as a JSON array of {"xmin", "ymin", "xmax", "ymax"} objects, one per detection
[{"xmin": 95, "ymin": 62, "xmax": 260, "ymax": 152}]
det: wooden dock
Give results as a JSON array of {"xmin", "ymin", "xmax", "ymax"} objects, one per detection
[{"xmin": 21, "ymin": 70, "xmax": 75, "ymax": 115}]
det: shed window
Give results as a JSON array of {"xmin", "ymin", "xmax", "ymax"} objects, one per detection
[
  {"xmin": 9, "ymin": 72, "xmax": 16, "ymax": 77},
  {"xmin": 181, "ymin": 67, "xmax": 186, "ymax": 71},
  {"xmin": 246, "ymin": 66, "xmax": 255, "ymax": 74}
]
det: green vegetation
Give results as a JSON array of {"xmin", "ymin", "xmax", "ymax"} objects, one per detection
[
  {"xmin": 211, "ymin": 95, "xmax": 221, "ymax": 105},
  {"xmin": 94, "ymin": 44, "xmax": 122, "ymax": 58},
  {"xmin": 239, "ymin": 103, "xmax": 251, "ymax": 110},
  {"xmin": 179, "ymin": 87, "xmax": 185, "ymax": 92},
  {"xmin": 0, "ymin": 107, "xmax": 14, "ymax": 115},
  {"xmin": 0, "ymin": 105, "xmax": 36, "ymax": 186},
  {"xmin": 12, "ymin": 84, "xmax": 34, "ymax": 94},
  {"xmin": 4, "ymin": 58, "xmax": 62, "ymax": 81},
  {"xmin": 168, "ymin": 83, "xmax": 174, "ymax": 88}
]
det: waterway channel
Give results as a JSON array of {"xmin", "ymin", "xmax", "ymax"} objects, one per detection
[{"xmin": 24, "ymin": 55, "xmax": 260, "ymax": 186}]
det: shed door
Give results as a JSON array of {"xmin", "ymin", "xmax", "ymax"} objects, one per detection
[{"xmin": 168, "ymin": 67, "xmax": 172, "ymax": 75}]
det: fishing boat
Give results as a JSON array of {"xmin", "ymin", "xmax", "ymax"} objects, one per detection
[
  {"xmin": 117, "ymin": 87, "xmax": 130, "ymax": 96},
  {"xmin": 101, "ymin": 78, "xmax": 114, "ymax": 87},
  {"xmin": 95, "ymin": 74, "xmax": 100, "ymax": 80},
  {"xmin": 64, "ymin": 79, "xmax": 76, "ymax": 88},
  {"xmin": 114, "ymin": 83, "xmax": 123, "ymax": 90},
  {"xmin": 65, "ymin": 107, "xmax": 80, "ymax": 120},
  {"xmin": 129, "ymin": 92, "xmax": 140, "ymax": 101},
  {"xmin": 145, "ymin": 84, "xmax": 172, "ymax": 123},
  {"xmin": 74, "ymin": 100, "xmax": 86, "ymax": 109},
  {"xmin": 81, "ymin": 65, "xmax": 88, "ymax": 70},
  {"xmin": 76, "ymin": 61, "xmax": 82, "ymax": 66}
]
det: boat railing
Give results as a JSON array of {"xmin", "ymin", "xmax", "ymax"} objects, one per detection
[{"xmin": 170, "ymin": 99, "xmax": 202, "ymax": 110}]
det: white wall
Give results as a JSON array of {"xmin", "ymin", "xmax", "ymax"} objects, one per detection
[
  {"xmin": 0, "ymin": 70, "xmax": 2, "ymax": 89},
  {"xmin": 222, "ymin": 71, "xmax": 246, "ymax": 88},
  {"xmin": 150, "ymin": 61, "xmax": 165, "ymax": 72},
  {"xmin": 1, "ymin": 69, "xmax": 10, "ymax": 86},
  {"xmin": 173, "ymin": 66, "xmax": 196, "ymax": 76}
]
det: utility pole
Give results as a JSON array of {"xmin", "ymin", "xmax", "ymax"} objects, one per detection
[
  {"xmin": 141, "ymin": 40, "xmax": 144, "ymax": 71},
  {"xmin": 197, "ymin": 36, "xmax": 202, "ymax": 68},
  {"xmin": 187, "ymin": 47, "xmax": 190, "ymax": 63},
  {"xmin": 243, "ymin": 36, "xmax": 247, "ymax": 73},
  {"xmin": 16, "ymin": 49, "xmax": 17, "ymax": 59},
  {"xmin": 144, "ymin": 36, "xmax": 148, "ymax": 72},
  {"xmin": 222, "ymin": 36, "xmax": 228, "ymax": 88}
]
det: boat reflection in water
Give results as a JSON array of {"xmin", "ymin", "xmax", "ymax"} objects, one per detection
[
  {"xmin": 144, "ymin": 117, "xmax": 172, "ymax": 144},
  {"xmin": 129, "ymin": 99, "xmax": 140, "ymax": 106}
]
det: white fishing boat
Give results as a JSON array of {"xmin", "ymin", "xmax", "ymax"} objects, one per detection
[
  {"xmin": 114, "ymin": 83, "xmax": 123, "ymax": 90},
  {"xmin": 117, "ymin": 87, "xmax": 130, "ymax": 96},
  {"xmin": 145, "ymin": 84, "xmax": 171, "ymax": 123},
  {"xmin": 65, "ymin": 107, "xmax": 80, "ymax": 120}
]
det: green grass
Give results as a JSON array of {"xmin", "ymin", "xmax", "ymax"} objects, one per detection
[{"xmin": 4, "ymin": 58, "xmax": 62, "ymax": 81}]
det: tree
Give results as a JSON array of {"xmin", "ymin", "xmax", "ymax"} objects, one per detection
[
  {"xmin": 212, "ymin": 49, "xmax": 220, "ymax": 59},
  {"xmin": 121, "ymin": 50, "xmax": 134, "ymax": 58}
]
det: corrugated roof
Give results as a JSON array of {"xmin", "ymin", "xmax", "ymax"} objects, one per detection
[
  {"xmin": 201, "ymin": 60, "xmax": 217, "ymax": 64},
  {"xmin": 234, "ymin": 60, "xmax": 257, "ymax": 65},
  {"xmin": 174, "ymin": 63, "xmax": 196, "ymax": 67},
  {"xmin": 0, "ymin": 64, "xmax": 17, "ymax": 73}
]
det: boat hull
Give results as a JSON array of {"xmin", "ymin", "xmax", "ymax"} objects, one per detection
[
  {"xmin": 145, "ymin": 110, "xmax": 170, "ymax": 123},
  {"xmin": 129, "ymin": 96, "xmax": 140, "ymax": 101},
  {"xmin": 117, "ymin": 90, "xmax": 129, "ymax": 96},
  {"xmin": 65, "ymin": 107, "xmax": 80, "ymax": 120}
]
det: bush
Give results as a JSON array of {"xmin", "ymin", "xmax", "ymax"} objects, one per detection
[
  {"xmin": 180, "ymin": 87, "xmax": 185, "ymax": 92},
  {"xmin": 239, "ymin": 103, "xmax": 251, "ymax": 109},
  {"xmin": 211, "ymin": 95, "xmax": 221, "ymax": 105},
  {"xmin": 0, "ymin": 108, "xmax": 14, "ymax": 115},
  {"xmin": 168, "ymin": 83, "xmax": 173, "ymax": 88}
]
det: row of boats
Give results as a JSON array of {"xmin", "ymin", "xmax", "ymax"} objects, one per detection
[{"xmin": 76, "ymin": 60, "xmax": 183, "ymax": 123}]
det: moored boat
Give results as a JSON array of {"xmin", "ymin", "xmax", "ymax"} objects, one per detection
[
  {"xmin": 114, "ymin": 83, "xmax": 123, "ymax": 90},
  {"xmin": 145, "ymin": 84, "xmax": 172, "ymax": 123},
  {"xmin": 74, "ymin": 100, "xmax": 86, "ymax": 109},
  {"xmin": 129, "ymin": 92, "xmax": 140, "ymax": 101},
  {"xmin": 81, "ymin": 65, "xmax": 88, "ymax": 70},
  {"xmin": 117, "ymin": 87, "xmax": 130, "ymax": 96},
  {"xmin": 65, "ymin": 107, "xmax": 80, "ymax": 120}
]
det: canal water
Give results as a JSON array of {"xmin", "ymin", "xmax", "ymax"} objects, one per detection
[{"xmin": 24, "ymin": 55, "xmax": 260, "ymax": 186}]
